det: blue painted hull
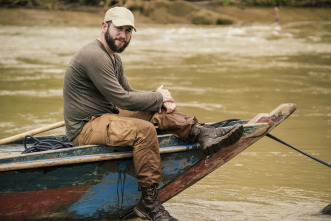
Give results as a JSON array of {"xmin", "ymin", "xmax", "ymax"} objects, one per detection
[
  {"xmin": 0, "ymin": 135, "xmax": 204, "ymax": 220},
  {"xmin": 0, "ymin": 104, "xmax": 297, "ymax": 220}
]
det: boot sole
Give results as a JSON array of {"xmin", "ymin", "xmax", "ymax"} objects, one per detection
[
  {"xmin": 134, "ymin": 206, "xmax": 153, "ymax": 221},
  {"xmin": 202, "ymin": 124, "xmax": 244, "ymax": 155}
]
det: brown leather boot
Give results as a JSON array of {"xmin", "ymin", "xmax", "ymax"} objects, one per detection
[
  {"xmin": 190, "ymin": 123, "xmax": 244, "ymax": 155},
  {"xmin": 134, "ymin": 184, "xmax": 178, "ymax": 221}
]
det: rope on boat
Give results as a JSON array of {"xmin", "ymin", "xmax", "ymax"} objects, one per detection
[
  {"xmin": 22, "ymin": 135, "xmax": 74, "ymax": 154},
  {"xmin": 267, "ymin": 133, "xmax": 331, "ymax": 168}
]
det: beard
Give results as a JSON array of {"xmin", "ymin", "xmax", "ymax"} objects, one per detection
[{"xmin": 105, "ymin": 27, "xmax": 130, "ymax": 53}]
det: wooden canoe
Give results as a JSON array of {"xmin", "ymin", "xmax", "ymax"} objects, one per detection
[{"xmin": 0, "ymin": 103, "xmax": 296, "ymax": 220}]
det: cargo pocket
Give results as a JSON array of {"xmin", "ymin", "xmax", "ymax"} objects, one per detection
[
  {"xmin": 79, "ymin": 119, "xmax": 94, "ymax": 145},
  {"xmin": 88, "ymin": 115, "xmax": 111, "ymax": 145},
  {"xmin": 106, "ymin": 116, "xmax": 137, "ymax": 147}
]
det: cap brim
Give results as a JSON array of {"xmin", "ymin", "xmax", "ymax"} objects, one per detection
[{"xmin": 112, "ymin": 19, "xmax": 136, "ymax": 32}]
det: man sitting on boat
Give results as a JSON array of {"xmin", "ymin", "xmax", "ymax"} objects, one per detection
[{"xmin": 63, "ymin": 6, "xmax": 243, "ymax": 221}]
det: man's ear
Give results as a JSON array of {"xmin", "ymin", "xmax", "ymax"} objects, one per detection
[{"xmin": 101, "ymin": 21, "xmax": 108, "ymax": 33}]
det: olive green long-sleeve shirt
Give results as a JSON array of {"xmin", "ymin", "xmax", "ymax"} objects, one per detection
[{"xmin": 63, "ymin": 40, "xmax": 163, "ymax": 140}]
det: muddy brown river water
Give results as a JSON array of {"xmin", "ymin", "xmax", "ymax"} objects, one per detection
[{"xmin": 0, "ymin": 21, "xmax": 330, "ymax": 220}]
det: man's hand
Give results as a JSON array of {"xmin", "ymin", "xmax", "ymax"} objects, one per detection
[
  {"xmin": 156, "ymin": 85, "xmax": 173, "ymax": 103},
  {"xmin": 160, "ymin": 102, "xmax": 176, "ymax": 114}
]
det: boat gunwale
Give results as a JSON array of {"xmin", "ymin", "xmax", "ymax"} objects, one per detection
[{"xmin": 0, "ymin": 123, "xmax": 270, "ymax": 172}]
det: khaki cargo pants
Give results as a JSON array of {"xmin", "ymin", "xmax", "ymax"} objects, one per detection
[{"xmin": 73, "ymin": 109, "xmax": 196, "ymax": 187}]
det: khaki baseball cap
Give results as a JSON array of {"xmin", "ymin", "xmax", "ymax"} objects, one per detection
[{"xmin": 104, "ymin": 7, "xmax": 136, "ymax": 31}]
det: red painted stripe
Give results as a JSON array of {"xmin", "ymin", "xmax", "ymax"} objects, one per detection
[{"xmin": 0, "ymin": 185, "xmax": 92, "ymax": 220}]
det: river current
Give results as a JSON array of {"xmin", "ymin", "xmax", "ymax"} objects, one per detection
[{"xmin": 0, "ymin": 21, "xmax": 330, "ymax": 220}]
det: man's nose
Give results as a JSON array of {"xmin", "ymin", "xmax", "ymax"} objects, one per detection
[{"xmin": 118, "ymin": 30, "xmax": 127, "ymax": 38}]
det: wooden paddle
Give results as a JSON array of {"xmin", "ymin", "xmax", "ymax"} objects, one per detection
[{"xmin": 0, "ymin": 121, "xmax": 65, "ymax": 145}]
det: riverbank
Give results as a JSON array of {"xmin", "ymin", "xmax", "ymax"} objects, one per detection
[{"xmin": 0, "ymin": 3, "xmax": 330, "ymax": 27}]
